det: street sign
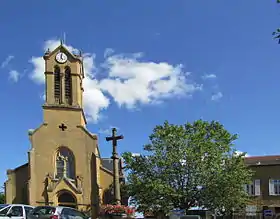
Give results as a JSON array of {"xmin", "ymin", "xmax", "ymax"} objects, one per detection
[{"xmin": 264, "ymin": 210, "xmax": 273, "ymax": 217}]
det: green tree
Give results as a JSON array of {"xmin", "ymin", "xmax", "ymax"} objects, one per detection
[
  {"xmin": 0, "ymin": 193, "xmax": 4, "ymax": 204},
  {"xmin": 273, "ymin": 0, "xmax": 280, "ymax": 42},
  {"xmin": 122, "ymin": 120, "xmax": 252, "ymax": 215},
  {"xmin": 0, "ymin": 186, "xmax": 5, "ymax": 204}
]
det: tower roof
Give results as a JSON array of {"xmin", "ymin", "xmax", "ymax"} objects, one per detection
[{"xmin": 43, "ymin": 44, "xmax": 82, "ymax": 63}]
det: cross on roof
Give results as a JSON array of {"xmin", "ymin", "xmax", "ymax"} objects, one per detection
[{"xmin": 59, "ymin": 123, "xmax": 67, "ymax": 131}]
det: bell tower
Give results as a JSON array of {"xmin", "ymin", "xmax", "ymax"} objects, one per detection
[{"xmin": 42, "ymin": 43, "xmax": 86, "ymax": 126}]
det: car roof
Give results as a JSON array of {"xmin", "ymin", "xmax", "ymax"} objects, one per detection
[
  {"xmin": 33, "ymin": 206, "xmax": 75, "ymax": 210},
  {"xmin": 33, "ymin": 206, "xmax": 78, "ymax": 214},
  {"xmin": 56, "ymin": 206, "xmax": 74, "ymax": 210},
  {"xmin": 10, "ymin": 204, "xmax": 34, "ymax": 207},
  {"xmin": 2, "ymin": 204, "xmax": 34, "ymax": 208}
]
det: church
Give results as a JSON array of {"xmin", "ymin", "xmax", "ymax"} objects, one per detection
[{"xmin": 4, "ymin": 43, "xmax": 124, "ymax": 212}]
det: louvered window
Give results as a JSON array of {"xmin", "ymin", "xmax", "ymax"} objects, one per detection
[
  {"xmin": 54, "ymin": 66, "xmax": 61, "ymax": 103},
  {"xmin": 65, "ymin": 66, "xmax": 72, "ymax": 105}
]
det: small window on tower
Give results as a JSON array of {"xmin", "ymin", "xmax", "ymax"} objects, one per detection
[
  {"xmin": 54, "ymin": 66, "xmax": 61, "ymax": 103},
  {"xmin": 65, "ymin": 66, "xmax": 72, "ymax": 105}
]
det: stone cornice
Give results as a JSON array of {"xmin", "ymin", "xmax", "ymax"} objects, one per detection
[{"xmin": 42, "ymin": 104, "xmax": 87, "ymax": 125}]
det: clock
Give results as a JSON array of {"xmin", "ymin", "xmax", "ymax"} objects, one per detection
[{"xmin": 55, "ymin": 52, "xmax": 68, "ymax": 64}]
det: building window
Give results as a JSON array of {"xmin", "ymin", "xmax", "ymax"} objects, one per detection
[
  {"xmin": 269, "ymin": 179, "xmax": 280, "ymax": 195},
  {"xmin": 64, "ymin": 66, "xmax": 72, "ymax": 105},
  {"xmin": 55, "ymin": 147, "xmax": 75, "ymax": 180},
  {"xmin": 246, "ymin": 183, "xmax": 255, "ymax": 196},
  {"xmin": 245, "ymin": 179, "xmax": 260, "ymax": 196},
  {"xmin": 54, "ymin": 66, "xmax": 61, "ymax": 103}
]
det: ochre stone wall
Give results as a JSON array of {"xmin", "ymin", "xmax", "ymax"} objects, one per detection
[{"xmin": 5, "ymin": 164, "xmax": 29, "ymax": 204}]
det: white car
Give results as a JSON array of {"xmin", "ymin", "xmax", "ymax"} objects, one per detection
[{"xmin": 0, "ymin": 204, "xmax": 34, "ymax": 219}]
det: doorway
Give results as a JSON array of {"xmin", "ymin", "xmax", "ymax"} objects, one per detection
[{"xmin": 57, "ymin": 190, "xmax": 77, "ymax": 208}]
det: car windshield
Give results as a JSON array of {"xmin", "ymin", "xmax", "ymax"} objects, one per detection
[
  {"xmin": 0, "ymin": 205, "xmax": 8, "ymax": 210},
  {"xmin": 31, "ymin": 207, "xmax": 56, "ymax": 216},
  {"xmin": 0, "ymin": 206, "xmax": 11, "ymax": 216}
]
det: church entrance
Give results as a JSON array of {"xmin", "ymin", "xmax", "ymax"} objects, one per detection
[{"xmin": 57, "ymin": 190, "xmax": 77, "ymax": 208}]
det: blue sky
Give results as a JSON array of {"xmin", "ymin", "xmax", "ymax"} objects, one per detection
[{"xmin": 0, "ymin": 0, "xmax": 280, "ymax": 186}]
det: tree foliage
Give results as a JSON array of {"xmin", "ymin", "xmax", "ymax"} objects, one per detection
[
  {"xmin": 0, "ymin": 192, "xmax": 4, "ymax": 204},
  {"xmin": 272, "ymin": 29, "xmax": 280, "ymax": 43},
  {"xmin": 122, "ymin": 120, "xmax": 252, "ymax": 215},
  {"xmin": 273, "ymin": 0, "xmax": 280, "ymax": 43}
]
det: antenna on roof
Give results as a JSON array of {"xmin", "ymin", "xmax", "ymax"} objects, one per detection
[{"xmin": 63, "ymin": 32, "xmax": 66, "ymax": 45}]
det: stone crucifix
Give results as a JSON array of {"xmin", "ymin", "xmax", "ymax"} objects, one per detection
[
  {"xmin": 106, "ymin": 128, "xmax": 124, "ymax": 205},
  {"xmin": 62, "ymin": 156, "xmax": 68, "ymax": 178},
  {"xmin": 57, "ymin": 152, "xmax": 68, "ymax": 178}
]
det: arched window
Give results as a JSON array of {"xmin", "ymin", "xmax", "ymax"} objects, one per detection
[
  {"xmin": 54, "ymin": 66, "xmax": 61, "ymax": 103},
  {"xmin": 64, "ymin": 66, "xmax": 72, "ymax": 105},
  {"xmin": 55, "ymin": 147, "xmax": 75, "ymax": 179}
]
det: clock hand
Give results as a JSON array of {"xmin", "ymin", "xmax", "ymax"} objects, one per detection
[{"xmin": 60, "ymin": 53, "xmax": 63, "ymax": 60}]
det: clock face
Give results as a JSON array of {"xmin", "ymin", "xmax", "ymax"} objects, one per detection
[{"xmin": 56, "ymin": 52, "xmax": 68, "ymax": 64}]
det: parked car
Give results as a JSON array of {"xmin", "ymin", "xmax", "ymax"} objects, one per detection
[
  {"xmin": 28, "ymin": 206, "xmax": 89, "ymax": 219},
  {"xmin": 0, "ymin": 205, "xmax": 8, "ymax": 210},
  {"xmin": 181, "ymin": 216, "xmax": 201, "ymax": 219},
  {"xmin": 0, "ymin": 204, "xmax": 34, "ymax": 219}
]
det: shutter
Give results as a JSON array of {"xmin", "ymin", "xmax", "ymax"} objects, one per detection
[
  {"xmin": 254, "ymin": 179, "xmax": 260, "ymax": 196},
  {"xmin": 269, "ymin": 179, "xmax": 275, "ymax": 195}
]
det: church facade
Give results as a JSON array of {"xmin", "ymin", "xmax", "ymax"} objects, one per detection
[{"xmin": 4, "ymin": 43, "xmax": 123, "ymax": 212}]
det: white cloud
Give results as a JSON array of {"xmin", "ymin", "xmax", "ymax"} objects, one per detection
[
  {"xmin": 99, "ymin": 53, "xmax": 202, "ymax": 108},
  {"xmin": 29, "ymin": 57, "xmax": 45, "ymax": 84},
  {"xmin": 131, "ymin": 153, "xmax": 141, "ymax": 157},
  {"xmin": 39, "ymin": 93, "xmax": 46, "ymax": 101},
  {"xmin": 211, "ymin": 92, "xmax": 223, "ymax": 101},
  {"xmin": 1, "ymin": 55, "xmax": 14, "ymax": 68},
  {"xmin": 8, "ymin": 70, "xmax": 20, "ymax": 82},
  {"xmin": 29, "ymin": 39, "xmax": 202, "ymax": 123},
  {"xmin": 98, "ymin": 126, "xmax": 119, "ymax": 135},
  {"xmin": 1, "ymin": 56, "xmax": 21, "ymax": 82},
  {"xmin": 104, "ymin": 48, "xmax": 114, "ymax": 58},
  {"xmin": 98, "ymin": 128, "xmax": 111, "ymax": 135},
  {"xmin": 81, "ymin": 54, "xmax": 110, "ymax": 122},
  {"xmin": 202, "ymin": 74, "xmax": 216, "ymax": 80},
  {"xmin": 234, "ymin": 150, "xmax": 250, "ymax": 157}
]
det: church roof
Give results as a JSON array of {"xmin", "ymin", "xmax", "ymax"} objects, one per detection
[
  {"xmin": 7, "ymin": 163, "xmax": 28, "ymax": 174},
  {"xmin": 245, "ymin": 155, "xmax": 280, "ymax": 166},
  {"xmin": 101, "ymin": 158, "xmax": 124, "ymax": 175},
  {"xmin": 101, "ymin": 158, "xmax": 114, "ymax": 172}
]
